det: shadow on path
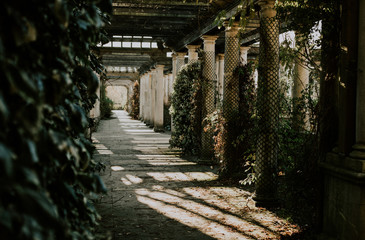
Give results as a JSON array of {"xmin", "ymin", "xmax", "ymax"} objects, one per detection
[{"xmin": 94, "ymin": 111, "xmax": 299, "ymax": 240}]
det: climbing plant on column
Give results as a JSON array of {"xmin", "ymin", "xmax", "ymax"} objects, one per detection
[
  {"xmin": 205, "ymin": 62, "xmax": 257, "ymax": 179},
  {"xmin": 130, "ymin": 80, "xmax": 140, "ymax": 119},
  {"xmin": 170, "ymin": 62, "xmax": 203, "ymax": 155},
  {"xmin": 0, "ymin": 0, "xmax": 111, "ymax": 239}
]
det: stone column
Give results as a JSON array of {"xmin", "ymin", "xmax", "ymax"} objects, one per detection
[
  {"xmin": 163, "ymin": 74, "xmax": 169, "ymax": 106},
  {"xmin": 143, "ymin": 74, "xmax": 148, "ymax": 121},
  {"xmin": 150, "ymin": 69, "xmax": 156, "ymax": 127},
  {"xmin": 222, "ymin": 22, "xmax": 241, "ymax": 174},
  {"xmin": 147, "ymin": 71, "xmax": 153, "ymax": 125},
  {"xmin": 186, "ymin": 45, "xmax": 200, "ymax": 64},
  {"xmin": 172, "ymin": 53, "xmax": 177, "ymax": 83},
  {"xmin": 218, "ymin": 53, "xmax": 225, "ymax": 102},
  {"xmin": 154, "ymin": 65, "xmax": 165, "ymax": 132},
  {"xmin": 201, "ymin": 35, "xmax": 219, "ymax": 159},
  {"xmin": 139, "ymin": 74, "xmax": 144, "ymax": 120},
  {"xmin": 176, "ymin": 52, "xmax": 186, "ymax": 75},
  {"xmin": 168, "ymin": 73, "xmax": 173, "ymax": 97},
  {"xmin": 171, "ymin": 52, "xmax": 186, "ymax": 133},
  {"xmin": 292, "ymin": 47, "xmax": 310, "ymax": 129},
  {"xmin": 240, "ymin": 46, "xmax": 250, "ymax": 65},
  {"xmin": 351, "ymin": 0, "xmax": 365, "ymax": 159},
  {"xmin": 254, "ymin": 0, "xmax": 280, "ymax": 208}
]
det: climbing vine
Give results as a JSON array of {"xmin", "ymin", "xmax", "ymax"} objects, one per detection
[
  {"xmin": 130, "ymin": 80, "xmax": 140, "ymax": 119},
  {"xmin": 205, "ymin": 62, "xmax": 257, "ymax": 179},
  {"xmin": 170, "ymin": 62, "xmax": 203, "ymax": 155},
  {"xmin": 0, "ymin": 0, "xmax": 111, "ymax": 239}
]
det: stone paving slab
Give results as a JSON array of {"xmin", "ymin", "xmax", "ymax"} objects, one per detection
[{"xmin": 94, "ymin": 111, "xmax": 300, "ymax": 240}]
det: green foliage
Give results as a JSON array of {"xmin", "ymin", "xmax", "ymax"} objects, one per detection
[
  {"xmin": 0, "ymin": 0, "xmax": 111, "ymax": 239},
  {"xmin": 130, "ymin": 80, "xmax": 140, "ymax": 119},
  {"xmin": 206, "ymin": 62, "xmax": 257, "ymax": 179},
  {"xmin": 275, "ymin": 81, "xmax": 320, "ymax": 238},
  {"xmin": 100, "ymin": 81, "xmax": 113, "ymax": 119},
  {"xmin": 214, "ymin": 0, "xmax": 257, "ymax": 35},
  {"xmin": 170, "ymin": 62, "xmax": 203, "ymax": 155}
]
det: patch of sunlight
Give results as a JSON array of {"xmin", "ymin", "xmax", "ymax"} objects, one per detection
[
  {"xmin": 121, "ymin": 177, "xmax": 132, "ymax": 185},
  {"xmin": 126, "ymin": 174, "xmax": 143, "ymax": 184},
  {"xmin": 135, "ymin": 188, "xmax": 275, "ymax": 240},
  {"xmin": 91, "ymin": 137, "xmax": 100, "ymax": 143},
  {"xmin": 151, "ymin": 185, "xmax": 187, "ymax": 198},
  {"xmin": 185, "ymin": 172, "xmax": 218, "ymax": 181},
  {"xmin": 131, "ymin": 140, "xmax": 170, "ymax": 144},
  {"xmin": 146, "ymin": 172, "xmax": 217, "ymax": 182},
  {"xmin": 97, "ymin": 149, "xmax": 114, "ymax": 155},
  {"xmin": 145, "ymin": 161, "xmax": 197, "ymax": 166},
  {"xmin": 111, "ymin": 166, "xmax": 125, "ymax": 171},
  {"xmin": 182, "ymin": 187, "xmax": 254, "ymax": 214},
  {"xmin": 123, "ymin": 129, "xmax": 154, "ymax": 133},
  {"xmin": 94, "ymin": 144, "xmax": 108, "ymax": 150},
  {"xmin": 136, "ymin": 155, "xmax": 181, "ymax": 159}
]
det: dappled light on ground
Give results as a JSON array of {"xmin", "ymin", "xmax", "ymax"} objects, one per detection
[{"xmin": 94, "ymin": 111, "xmax": 300, "ymax": 239}]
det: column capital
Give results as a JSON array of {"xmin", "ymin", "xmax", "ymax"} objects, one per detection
[
  {"xmin": 223, "ymin": 21, "xmax": 240, "ymax": 33},
  {"xmin": 175, "ymin": 51, "xmax": 187, "ymax": 59},
  {"xmin": 218, "ymin": 53, "xmax": 225, "ymax": 60},
  {"xmin": 171, "ymin": 52, "xmax": 177, "ymax": 60},
  {"xmin": 186, "ymin": 44, "xmax": 201, "ymax": 51},
  {"xmin": 156, "ymin": 64, "xmax": 165, "ymax": 70},
  {"xmin": 258, "ymin": 0, "xmax": 276, "ymax": 18},
  {"xmin": 201, "ymin": 35, "xmax": 219, "ymax": 44},
  {"xmin": 240, "ymin": 46, "xmax": 251, "ymax": 53}
]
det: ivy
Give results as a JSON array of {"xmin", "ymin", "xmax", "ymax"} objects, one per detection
[
  {"xmin": 0, "ymin": 0, "xmax": 111, "ymax": 239},
  {"xmin": 205, "ymin": 62, "xmax": 257, "ymax": 179},
  {"xmin": 130, "ymin": 80, "xmax": 140, "ymax": 119},
  {"xmin": 100, "ymin": 78, "xmax": 114, "ymax": 119},
  {"xmin": 170, "ymin": 62, "xmax": 203, "ymax": 155}
]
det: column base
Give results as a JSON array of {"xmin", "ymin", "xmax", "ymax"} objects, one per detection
[
  {"xmin": 253, "ymin": 195, "xmax": 280, "ymax": 209},
  {"xmin": 320, "ymin": 152, "xmax": 365, "ymax": 240},
  {"xmin": 153, "ymin": 126, "xmax": 165, "ymax": 133},
  {"xmin": 350, "ymin": 144, "xmax": 365, "ymax": 159}
]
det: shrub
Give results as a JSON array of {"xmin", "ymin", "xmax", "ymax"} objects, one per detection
[
  {"xmin": 100, "ymin": 81, "xmax": 114, "ymax": 119},
  {"xmin": 170, "ymin": 62, "xmax": 203, "ymax": 155},
  {"xmin": 206, "ymin": 62, "xmax": 257, "ymax": 179},
  {"xmin": 130, "ymin": 80, "xmax": 140, "ymax": 119}
]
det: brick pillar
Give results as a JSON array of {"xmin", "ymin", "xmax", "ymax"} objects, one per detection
[{"xmin": 254, "ymin": 0, "xmax": 280, "ymax": 208}]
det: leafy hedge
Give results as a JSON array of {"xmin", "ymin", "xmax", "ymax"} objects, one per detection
[
  {"xmin": 100, "ymin": 80, "xmax": 114, "ymax": 119},
  {"xmin": 0, "ymin": 0, "xmax": 111, "ymax": 239},
  {"xmin": 130, "ymin": 80, "xmax": 140, "ymax": 119},
  {"xmin": 205, "ymin": 62, "xmax": 257, "ymax": 179},
  {"xmin": 170, "ymin": 62, "xmax": 203, "ymax": 155}
]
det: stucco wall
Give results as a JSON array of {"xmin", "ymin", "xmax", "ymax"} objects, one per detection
[{"xmin": 106, "ymin": 85, "xmax": 128, "ymax": 110}]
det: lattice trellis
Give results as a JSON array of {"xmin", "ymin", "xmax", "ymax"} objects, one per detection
[
  {"xmin": 201, "ymin": 51, "xmax": 216, "ymax": 159},
  {"xmin": 223, "ymin": 36, "xmax": 240, "ymax": 121},
  {"xmin": 255, "ymin": 16, "xmax": 280, "ymax": 204}
]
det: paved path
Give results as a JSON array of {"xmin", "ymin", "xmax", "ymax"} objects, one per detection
[{"xmin": 93, "ymin": 111, "xmax": 299, "ymax": 240}]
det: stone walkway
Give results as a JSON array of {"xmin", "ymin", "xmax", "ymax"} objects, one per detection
[{"xmin": 93, "ymin": 110, "xmax": 299, "ymax": 240}]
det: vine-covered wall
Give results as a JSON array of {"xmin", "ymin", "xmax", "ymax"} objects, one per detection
[{"xmin": 0, "ymin": 0, "xmax": 111, "ymax": 239}]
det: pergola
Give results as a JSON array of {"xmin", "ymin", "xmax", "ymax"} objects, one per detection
[
  {"xmin": 95, "ymin": 1, "xmax": 365, "ymax": 239},
  {"xmin": 99, "ymin": 0, "xmax": 260, "ymax": 73}
]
